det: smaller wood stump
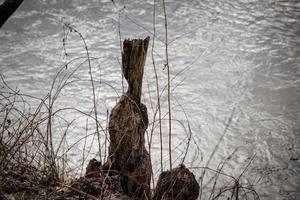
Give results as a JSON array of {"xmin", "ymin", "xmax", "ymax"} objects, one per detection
[
  {"xmin": 85, "ymin": 158, "xmax": 102, "ymax": 178},
  {"xmin": 154, "ymin": 164, "xmax": 200, "ymax": 200}
]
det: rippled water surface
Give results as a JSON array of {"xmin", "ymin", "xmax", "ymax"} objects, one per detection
[{"xmin": 0, "ymin": 0, "xmax": 299, "ymax": 199}]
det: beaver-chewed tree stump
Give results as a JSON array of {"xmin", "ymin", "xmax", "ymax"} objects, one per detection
[
  {"xmin": 106, "ymin": 36, "xmax": 151, "ymax": 199},
  {"xmin": 153, "ymin": 164, "xmax": 200, "ymax": 200},
  {"xmin": 83, "ymin": 36, "xmax": 200, "ymax": 200}
]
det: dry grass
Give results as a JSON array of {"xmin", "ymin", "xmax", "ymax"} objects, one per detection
[{"xmin": 0, "ymin": 4, "xmax": 261, "ymax": 198}]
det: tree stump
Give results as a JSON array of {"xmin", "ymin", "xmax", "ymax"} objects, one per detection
[
  {"xmin": 107, "ymin": 36, "xmax": 151, "ymax": 199},
  {"xmin": 153, "ymin": 164, "xmax": 200, "ymax": 200}
]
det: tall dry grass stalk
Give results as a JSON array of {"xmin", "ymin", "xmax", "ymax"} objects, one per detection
[
  {"xmin": 151, "ymin": 0, "xmax": 163, "ymax": 174},
  {"xmin": 162, "ymin": 0, "xmax": 172, "ymax": 174},
  {"xmin": 63, "ymin": 23, "xmax": 102, "ymax": 163}
]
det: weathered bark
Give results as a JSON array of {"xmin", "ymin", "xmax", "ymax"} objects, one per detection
[
  {"xmin": 153, "ymin": 164, "xmax": 200, "ymax": 200},
  {"xmin": 107, "ymin": 36, "xmax": 151, "ymax": 199},
  {"xmin": 0, "ymin": 0, "xmax": 24, "ymax": 28}
]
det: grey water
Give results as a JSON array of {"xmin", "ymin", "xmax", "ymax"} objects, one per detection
[{"xmin": 0, "ymin": 0, "xmax": 299, "ymax": 199}]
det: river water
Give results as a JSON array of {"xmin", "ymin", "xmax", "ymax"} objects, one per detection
[{"xmin": 0, "ymin": 0, "xmax": 299, "ymax": 199}]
